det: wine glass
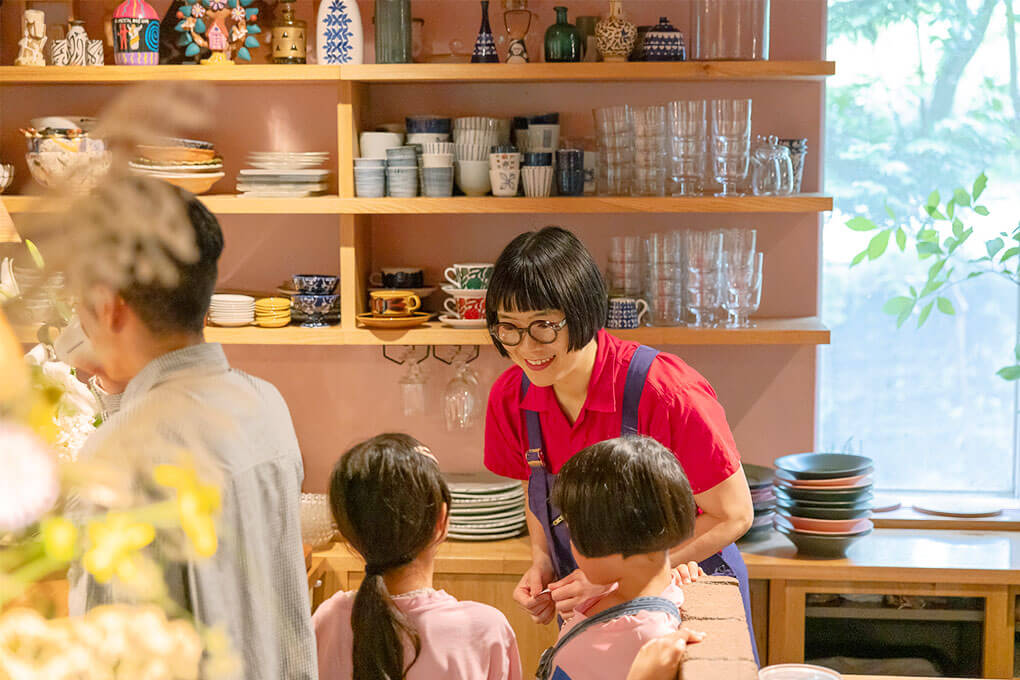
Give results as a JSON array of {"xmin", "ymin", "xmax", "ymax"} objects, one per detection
[{"xmin": 444, "ymin": 359, "xmax": 481, "ymax": 430}]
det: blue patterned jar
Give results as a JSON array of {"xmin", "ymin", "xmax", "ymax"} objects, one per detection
[{"xmin": 643, "ymin": 16, "xmax": 685, "ymax": 62}]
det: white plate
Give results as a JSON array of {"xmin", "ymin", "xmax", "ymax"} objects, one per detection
[
  {"xmin": 448, "ymin": 522, "xmax": 526, "ymax": 535},
  {"xmin": 440, "ymin": 315, "xmax": 487, "ymax": 329},
  {"xmin": 240, "ymin": 169, "xmax": 330, "ymax": 177},
  {"xmin": 446, "ymin": 473, "xmax": 522, "ymax": 494},
  {"xmin": 448, "ymin": 528, "xmax": 525, "ymax": 541},
  {"xmin": 209, "ymin": 319, "xmax": 253, "ymax": 327},
  {"xmin": 450, "ymin": 498, "xmax": 524, "ymax": 512},
  {"xmin": 758, "ymin": 665, "xmax": 842, "ymax": 680},
  {"xmin": 451, "ymin": 488, "xmax": 523, "ymax": 502},
  {"xmin": 450, "ymin": 503, "xmax": 526, "ymax": 517},
  {"xmin": 212, "ymin": 294, "xmax": 254, "ymax": 303},
  {"xmin": 130, "ymin": 161, "xmax": 224, "ymax": 173},
  {"xmin": 451, "ymin": 510, "xmax": 527, "ymax": 524},
  {"xmin": 452, "ymin": 514, "xmax": 526, "ymax": 528}
]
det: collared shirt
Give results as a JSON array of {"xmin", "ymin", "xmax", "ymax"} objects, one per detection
[
  {"xmin": 484, "ymin": 330, "xmax": 740, "ymax": 494},
  {"xmin": 68, "ymin": 343, "xmax": 317, "ymax": 680}
]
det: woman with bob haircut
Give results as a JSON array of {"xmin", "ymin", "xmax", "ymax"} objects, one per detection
[{"xmin": 483, "ymin": 226, "xmax": 756, "ymax": 659}]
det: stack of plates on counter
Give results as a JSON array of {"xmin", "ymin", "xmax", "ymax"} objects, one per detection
[
  {"xmin": 208, "ymin": 294, "xmax": 254, "ymax": 327},
  {"xmin": 446, "ymin": 473, "xmax": 526, "ymax": 541},
  {"xmin": 772, "ymin": 453, "xmax": 874, "ymax": 558},
  {"xmin": 131, "ymin": 138, "xmax": 224, "ymax": 195},
  {"xmin": 237, "ymin": 151, "xmax": 331, "ymax": 198},
  {"xmin": 739, "ymin": 463, "xmax": 776, "ymax": 542}
]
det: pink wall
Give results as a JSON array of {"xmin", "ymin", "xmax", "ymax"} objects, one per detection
[{"xmin": 2, "ymin": 0, "xmax": 827, "ymax": 493}]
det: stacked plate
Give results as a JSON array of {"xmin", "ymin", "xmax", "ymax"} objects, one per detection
[
  {"xmin": 445, "ymin": 473, "xmax": 526, "ymax": 541},
  {"xmin": 255, "ymin": 297, "xmax": 291, "ymax": 328},
  {"xmin": 208, "ymin": 294, "xmax": 254, "ymax": 327},
  {"xmin": 131, "ymin": 138, "xmax": 224, "ymax": 195},
  {"xmin": 772, "ymin": 453, "xmax": 875, "ymax": 558},
  {"xmin": 238, "ymin": 152, "xmax": 331, "ymax": 198},
  {"xmin": 739, "ymin": 463, "xmax": 776, "ymax": 541}
]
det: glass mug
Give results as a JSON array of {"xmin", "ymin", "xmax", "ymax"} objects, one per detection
[{"xmin": 370, "ymin": 290, "xmax": 421, "ymax": 316}]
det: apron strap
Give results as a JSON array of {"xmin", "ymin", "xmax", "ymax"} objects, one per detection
[
  {"xmin": 621, "ymin": 345, "xmax": 660, "ymax": 435},
  {"xmin": 521, "ymin": 374, "xmax": 544, "ymax": 466}
]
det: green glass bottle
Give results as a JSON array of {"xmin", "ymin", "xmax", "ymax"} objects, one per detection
[{"xmin": 544, "ymin": 6, "xmax": 581, "ymax": 62}]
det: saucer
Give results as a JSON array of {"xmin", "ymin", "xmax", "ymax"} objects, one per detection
[
  {"xmin": 369, "ymin": 286, "xmax": 438, "ymax": 298},
  {"xmin": 439, "ymin": 315, "xmax": 487, "ymax": 329},
  {"xmin": 356, "ymin": 312, "xmax": 432, "ymax": 329}
]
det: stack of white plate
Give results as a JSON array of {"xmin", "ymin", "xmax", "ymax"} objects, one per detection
[
  {"xmin": 238, "ymin": 152, "xmax": 331, "ymax": 198},
  {"xmin": 446, "ymin": 473, "xmax": 526, "ymax": 541},
  {"xmin": 209, "ymin": 294, "xmax": 254, "ymax": 327},
  {"xmin": 248, "ymin": 151, "xmax": 329, "ymax": 170}
]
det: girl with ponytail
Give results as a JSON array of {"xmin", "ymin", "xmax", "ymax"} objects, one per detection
[{"xmin": 313, "ymin": 433, "xmax": 523, "ymax": 680}]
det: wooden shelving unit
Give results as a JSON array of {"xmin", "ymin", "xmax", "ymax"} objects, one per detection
[{"xmin": 0, "ymin": 64, "xmax": 341, "ymax": 85}]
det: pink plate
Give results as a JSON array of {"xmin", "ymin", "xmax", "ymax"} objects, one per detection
[
  {"xmin": 781, "ymin": 513, "xmax": 873, "ymax": 533},
  {"xmin": 774, "ymin": 514, "xmax": 873, "ymax": 536},
  {"xmin": 774, "ymin": 470, "xmax": 872, "ymax": 487},
  {"xmin": 774, "ymin": 475, "xmax": 872, "ymax": 491}
]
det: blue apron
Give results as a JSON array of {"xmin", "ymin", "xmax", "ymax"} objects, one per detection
[{"xmin": 521, "ymin": 344, "xmax": 759, "ymax": 663}]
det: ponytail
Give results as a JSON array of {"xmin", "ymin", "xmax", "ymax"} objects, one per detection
[{"xmin": 351, "ymin": 572, "xmax": 421, "ymax": 680}]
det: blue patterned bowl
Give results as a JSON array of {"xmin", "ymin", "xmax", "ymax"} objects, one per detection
[
  {"xmin": 291, "ymin": 294, "xmax": 340, "ymax": 327},
  {"xmin": 292, "ymin": 274, "xmax": 338, "ymax": 295},
  {"xmin": 406, "ymin": 116, "xmax": 452, "ymax": 134}
]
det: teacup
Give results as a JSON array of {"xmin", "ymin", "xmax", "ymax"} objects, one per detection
[
  {"xmin": 444, "ymin": 263, "xmax": 494, "ymax": 290},
  {"xmin": 490, "ymin": 168, "xmax": 520, "ymax": 197},
  {"xmin": 360, "ymin": 131, "xmax": 404, "ymax": 159},
  {"xmin": 370, "ymin": 289, "xmax": 421, "ymax": 317},
  {"xmin": 606, "ymin": 297, "xmax": 649, "ymax": 329},
  {"xmin": 370, "ymin": 268, "xmax": 424, "ymax": 289},
  {"xmin": 443, "ymin": 289, "xmax": 487, "ymax": 320},
  {"xmin": 292, "ymin": 274, "xmax": 339, "ymax": 294}
]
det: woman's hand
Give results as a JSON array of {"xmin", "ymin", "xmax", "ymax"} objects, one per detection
[
  {"xmin": 513, "ymin": 556, "xmax": 556, "ymax": 624},
  {"xmin": 548, "ymin": 569, "xmax": 614, "ymax": 620},
  {"xmin": 625, "ymin": 628, "xmax": 707, "ymax": 680},
  {"xmin": 675, "ymin": 561, "xmax": 706, "ymax": 584}
]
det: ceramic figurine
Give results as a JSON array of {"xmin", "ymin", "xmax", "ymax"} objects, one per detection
[
  {"xmin": 52, "ymin": 20, "xmax": 100, "ymax": 66},
  {"xmin": 15, "ymin": 10, "xmax": 48, "ymax": 66},
  {"xmin": 471, "ymin": 0, "xmax": 499, "ymax": 63},
  {"xmin": 176, "ymin": 0, "xmax": 261, "ymax": 65},
  {"xmin": 113, "ymin": 0, "xmax": 160, "ymax": 64},
  {"xmin": 595, "ymin": 0, "xmax": 635, "ymax": 63},
  {"xmin": 316, "ymin": 0, "xmax": 363, "ymax": 64},
  {"xmin": 544, "ymin": 6, "xmax": 580, "ymax": 62},
  {"xmin": 272, "ymin": 0, "xmax": 306, "ymax": 63},
  {"xmin": 87, "ymin": 38, "xmax": 105, "ymax": 64},
  {"xmin": 503, "ymin": 0, "xmax": 532, "ymax": 64},
  {"xmin": 643, "ymin": 16, "xmax": 685, "ymax": 61}
]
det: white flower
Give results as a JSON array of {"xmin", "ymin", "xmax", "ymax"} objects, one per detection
[
  {"xmin": 230, "ymin": 6, "xmax": 244, "ymax": 22},
  {"xmin": 0, "ymin": 423, "xmax": 59, "ymax": 531}
]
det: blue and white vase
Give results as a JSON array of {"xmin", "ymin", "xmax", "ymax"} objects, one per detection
[
  {"xmin": 316, "ymin": 0, "xmax": 364, "ymax": 64},
  {"xmin": 471, "ymin": 0, "xmax": 500, "ymax": 63},
  {"xmin": 643, "ymin": 16, "xmax": 685, "ymax": 61}
]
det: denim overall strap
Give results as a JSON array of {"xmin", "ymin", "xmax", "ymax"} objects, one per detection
[
  {"xmin": 621, "ymin": 345, "xmax": 660, "ymax": 435},
  {"xmin": 536, "ymin": 596, "xmax": 682, "ymax": 680},
  {"xmin": 521, "ymin": 375, "xmax": 579, "ymax": 581}
]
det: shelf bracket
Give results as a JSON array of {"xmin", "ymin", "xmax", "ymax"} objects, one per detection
[
  {"xmin": 432, "ymin": 345, "xmax": 480, "ymax": 365},
  {"xmin": 381, "ymin": 345, "xmax": 430, "ymax": 365}
]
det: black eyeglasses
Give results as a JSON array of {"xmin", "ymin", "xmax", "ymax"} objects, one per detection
[{"xmin": 490, "ymin": 318, "xmax": 568, "ymax": 346}]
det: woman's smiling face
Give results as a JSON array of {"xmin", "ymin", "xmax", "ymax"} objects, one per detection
[{"xmin": 496, "ymin": 307, "xmax": 587, "ymax": 388}]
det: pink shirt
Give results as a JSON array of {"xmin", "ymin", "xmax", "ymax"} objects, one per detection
[
  {"xmin": 550, "ymin": 574, "xmax": 686, "ymax": 680},
  {"xmin": 313, "ymin": 588, "xmax": 523, "ymax": 680}
]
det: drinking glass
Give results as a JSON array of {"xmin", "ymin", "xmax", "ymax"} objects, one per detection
[
  {"xmin": 723, "ymin": 251, "xmax": 763, "ymax": 327},
  {"xmin": 444, "ymin": 360, "xmax": 481, "ymax": 430},
  {"xmin": 710, "ymin": 99, "xmax": 752, "ymax": 196},
  {"xmin": 684, "ymin": 230, "xmax": 723, "ymax": 327},
  {"xmin": 633, "ymin": 105, "xmax": 668, "ymax": 196},
  {"xmin": 667, "ymin": 99, "xmax": 707, "ymax": 196},
  {"xmin": 751, "ymin": 135, "xmax": 794, "ymax": 195}
]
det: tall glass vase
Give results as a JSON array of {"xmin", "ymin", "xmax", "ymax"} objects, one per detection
[
  {"xmin": 471, "ymin": 0, "xmax": 500, "ymax": 63},
  {"xmin": 375, "ymin": 0, "xmax": 411, "ymax": 64},
  {"xmin": 544, "ymin": 6, "xmax": 581, "ymax": 62}
]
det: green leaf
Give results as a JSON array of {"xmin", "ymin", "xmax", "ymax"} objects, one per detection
[
  {"xmin": 918, "ymin": 229, "xmax": 939, "ymax": 243},
  {"xmin": 996, "ymin": 365, "xmax": 1020, "ymax": 381},
  {"xmin": 909, "ymin": 285, "xmax": 918, "ymax": 298},
  {"xmin": 1001, "ymin": 246, "xmax": 1020, "ymax": 262},
  {"xmin": 24, "ymin": 239, "xmax": 45, "ymax": 269},
  {"xmin": 917, "ymin": 241, "xmax": 942, "ymax": 257},
  {"xmin": 966, "ymin": 271, "xmax": 985, "ymax": 280},
  {"xmin": 925, "ymin": 206, "xmax": 948, "ymax": 220},
  {"xmin": 895, "ymin": 227, "xmax": 907, "ymax": 252},
  {"xmin": 884, "ymin": 203, "xmax": 896, "ymax": 220},
  {"xmin": 867, "ymin": 230, "xmax": 891, "ymax": 259},
  {"xmin": 850, "ymin": 250, "xmax": 868, "ymax": 267},
  {"xmin": 952, "ymin": 220, "xmax": 964, "ymax": 239},
  {"xmin": 927, "ymin": 259, "xmax": 946, "ymax": 281},
  {"xmin": 953, "ymin": 188, "xmax": 971, "ymax": 207},
  {"xmin": 936, "ymin": 296, "xmax": 955, "ymax": 315},
  {"xmin": 986, "ymin": 237, "xmax": 1004, "ymax": 258},
  {"xmin": 947, "ymin": 200, "xmax": 956, "ymax": 220},
  {"xmin": 917, "ymin": 301, "xmax": 934, "ymax": 327},
  {"xmin": 920, "ymin": 277, "xmax": 943, "ymax": 298},
  {"xmin": 896, "ymin": 308, "xmax": 913, "ymax": 328},
  {"xmin": 972, "ymin": 172, "xmax": 988, "ymax": 200},
  {"xmin": 974, "ymin": 205, "xmax": 990, "ymax": 216},
  {"xmin": 883, "ymin": 296, "xmax": 914, "ymax": 316},
  {"xmin": 926, "ymin": 189, "xmax": 940, "ymax": 208},
  {"xmin": 847, "ymin": 216, "xmax": 878, "ymax": 232}
]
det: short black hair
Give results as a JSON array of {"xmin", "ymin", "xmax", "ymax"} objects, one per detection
[
  {"xmin": 551, "ymin": 436, "xmax": 696, "ymax": 559},
  {"xmin": 486, "ymin": 226, "xmax": 607, "ymax": 357},
  {"xmin": 119, "ymin": 184, "xmax": 223, "ymax": 335}
]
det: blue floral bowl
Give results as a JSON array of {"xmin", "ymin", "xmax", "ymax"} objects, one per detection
[
  {"xmin": 292, "ymin": 274, "xmax": 338, "ymax": 295},
  {"xmin": 291, "ymin": 294, "xmax": 340, "ymax": 327}
]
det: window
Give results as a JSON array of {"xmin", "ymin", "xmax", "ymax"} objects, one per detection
[{"xmin": 820, "ymin": 0, "xmax": 1020, "ymax": 495}]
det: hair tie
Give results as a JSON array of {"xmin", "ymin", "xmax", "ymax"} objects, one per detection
[{"xmin": 365, "ymin": 556, "xmax": 412, "ymax": 576}]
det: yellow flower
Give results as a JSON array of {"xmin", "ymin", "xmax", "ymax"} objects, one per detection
[
  {"xmin": 41, "ymin": 517, "xmax": 78, "ymax": 562},
  {"xmin": 153, "ymin": 463, "xmax": 220, "ymax": 558},
  {"xmin": 83, "ymin": 513, "xmax": 155, "ymax": 583}
]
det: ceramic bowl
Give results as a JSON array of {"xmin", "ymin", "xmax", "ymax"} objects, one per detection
[
  {"xmin": 522, "ymin": 166, "xmax": 554, "ymax": 198},
  {"xmin": 354, "ymin": 168, "xmax": 385, "ymax": 197},
  {"xmin": 453, "ymin": 116, "xmax": 500, "ymax": 131},
  {"xmin": 454, "ymin": 131, "xmax": 500, "ymax": 148},
  {"xmin": 354, "ymin": 157, "xmax": 386, "ymax": 168},
  {"xmin": 26, "ymin": 134, "xmax": 106, "ymax": 154},
  {"xmin": 774, "ymin": 484, "xmax": 873, "ymax": 504},
  {"xmin": 136, "ymin": 145, "xmax": 216, "ymax": 163},
  {"xmin": 423, "ymin": 153, "xmax": 454, "ymax": 168},
  {"xmin": 776, "ymin": 510, "xmax": 873, "ymax": 534},
  {"xmin": 774, "ymin": 492, "xmax": 873, "ymax": 510},
  {"xmin": 386, "ymin": 167, "xmax": 418, "ymax": 197},
  {"xmin": 454, "ymin": 143, "xmax": 491, "ymax": 162},
  {"xmin": 25, "ymin": 151, "xmax": 112, "ymax": 193},
  {"xmin": 292, "ymin": 274, "xmax": 338, "ymax": 295},
  {"xmin": 423, "ymin": 167, "xmax": 454, "ymax": 197},
  {"xmin": 776, "ymin": 524, "xmax": 870, "ymax": 559},
  {"xmin": 774, "ymin": 452, "xmax": 874, "ymax": 480},
  {"xmin": 406, "ymin": 116, "xmax": 452, "ymax": 134},
  {"xmin": 30, "ymin": 115, "xmax": 97, "ymax": 132},
  {"xmin": 0, "ymin": 164, "xmax": 13, "ymax": 194},
  {"xmin": 455, "ymin": 160, "xmax": 491, "ymax": 196},
  {"xmin": 522, "ymin": 152, "xmax": 553, "ymax": 167},
  {"xmin": 359, "ymin": 131, "xmax": 404, "ymax": 159},
  {"xmin": 291, "ymin": 294, "xmax": 340, "ymax": 326},
  {"xmin": 422, "ymin": 142, "xmax": 455, "ymax": 156},
  {"xmin": 153, "ymin": 172, "xmax": 225, "ymax": 195},
  {"xmin": 774, "ymin": 503, "xmax": 872, "ymax": 521}
]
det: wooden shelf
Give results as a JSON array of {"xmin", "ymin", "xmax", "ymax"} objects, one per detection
[
  {"xmin": 2, "ymin": 194, "xmax": 833, "ymax": 216},
  {"xmin": 805, "ymin": 605, "xmax": 984, "ymax": 622},
  {"xmin": 0, "ymin": 65, "xmax": 341, "ymax": 85},
  {"xmin": 0, "ymin": 62, "xmax": 834, "ymax": 86},
  {"xmin": 340, "ymin": 61, "xmax": 836, "ymax": 83}
]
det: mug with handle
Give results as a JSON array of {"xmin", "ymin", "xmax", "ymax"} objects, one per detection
[
  {"xmin": 443, "ymin": 263, "xmax": 494, "ymax": 290},
  {"xmin": 607, "ymin": 297, "xmax": 649, "ymax": 329},
  {"xmin": 370, "ymin": 290, "xmax": 421, "ymax": 317},
  {"xmin": 443, "ymin": 292, "xmax": 486, "ymax": 319}
]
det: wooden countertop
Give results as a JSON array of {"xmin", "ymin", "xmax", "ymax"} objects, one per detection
[{"xmin": 314, "ymin": 528, "xmax": 1020, "ymax": 586}]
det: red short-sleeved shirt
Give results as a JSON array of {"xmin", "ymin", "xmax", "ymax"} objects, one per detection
[{"xmin": 484, "ymin": 330, "xmax": 740, "ymax": 495}]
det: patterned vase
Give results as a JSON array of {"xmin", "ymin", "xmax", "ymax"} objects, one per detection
[
  {"xmin": 471, "ymin": 0, "xmax": 500, "ymax": 63},
  {"xmin": 316, "ymin": 0, "xmax": 364, "ymax": 64},
  {"xmin": 595, "ymin": 0, "xmax": 635, "ymax": 63},
  {"xmin": 643, "ymin": 16, "xmax": 685, "ymax": 61},
  {"xmin": 113, "ymin": 0, "xmax": 160, "ymax": 65}
]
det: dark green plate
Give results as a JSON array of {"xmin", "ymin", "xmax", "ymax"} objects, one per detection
[
  {"xmin": 774, "ymin": 503, "xmax": 872, "ymax": 520},
  {"xmin": 775, "ymin": 488, "xmax": 873, "ymax": 507},
  {"xmin": 743, "ymin": 463, "xmax": 775, "ymax": 489},
  {"xmin": 776, "ymin": 524, "xmax": 871, "ymax": 558},
  {"xmin": 773, "ymin": 453, "xmax": 873, "ymax": 480},
  {"xmin": 774, "ymin": 483, "xmax": 873, "ymax": 503}
]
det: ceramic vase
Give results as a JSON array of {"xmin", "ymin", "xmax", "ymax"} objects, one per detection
[
  {"xmin": 471, "ymin": 0, "xmax": 499, "ymax": 63},
  {"xmin": 643, "ymin": 16, "xmax": 685, "ymax": 61},
  {"xmin": 316, "ymin": 0, "xmax": 364, "ymax": 64},
  {"xmin": 272, "ymin": 0, "xmax": 306, "ymax": 63},
  {"xmin": 374, "ymin": 0, "xmax": 410, "ymax": 63},
  {"xmin": 113, "ymin": 0, "xmax": 160, "ymax": 64},
  {"xmin": 595, "ymin": 0, "xmax": 635, "ymax": 63},
  {"xmin": 544, "ymin": 6, "xmax": 580, "ymax": 62}
]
